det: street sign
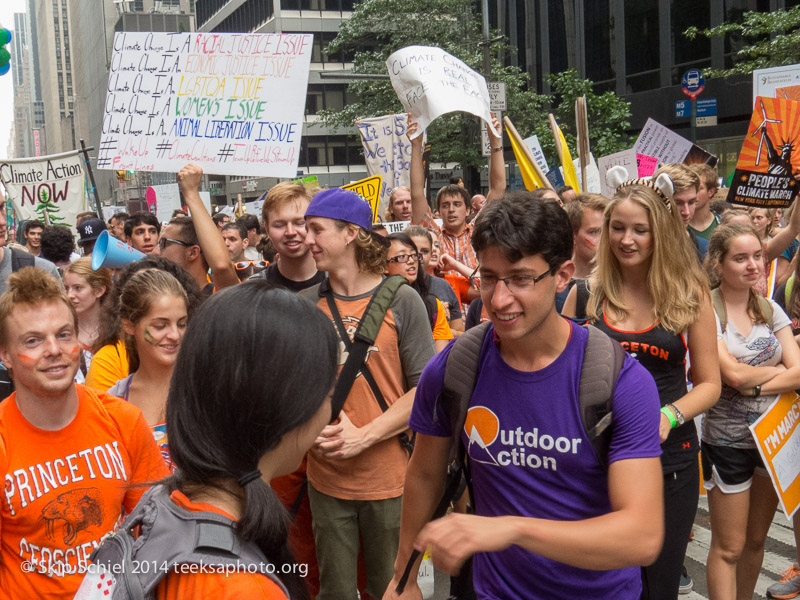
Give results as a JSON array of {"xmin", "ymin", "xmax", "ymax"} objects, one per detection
[
  {"xmin": 675, "ymin": 98, "xmax": 717, "ymax": 118},
  {"xmin": 682, "ymin": 69, "xmax": 705, "ymax": 98},
  {"xmin": 488, "ymin": 82, "xmax": 506, "ymax": 111},
  {"xmin": 481, "ymin": 111, "xmax": 502, "ymax": 156},
  {"xmin": 696, "ymin": 115, "xmax": 718, "ymax": 127}
]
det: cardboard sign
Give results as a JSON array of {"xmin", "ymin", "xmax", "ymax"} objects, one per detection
[
  {"xmin": 98, "ymin": 32, "xmax": 313, "ymax": 178},
  {"xmin": 634, "ymin": 118, "xmax": 718, "ymax": 167},
  {"xmin": 596, "ymin": 149, "xmax": 661, "ymax": 198},
  {"xmin": 571, "ymin": 154, "xmax": 601, "ymax": 194},
  {"xmin": 777, "ymin": 85, "xmax": 800, "ymax": 102},
  {"xmin": 727, "ymin": 97, "xmax": 800, "ymax": 208},
  {"xmin": 357, "ymin": 114, "xmax": 414, "ymax": 217},
  {"xmin": 386, "ymin": 46, "xmax": 499, "ymax": 139},
  {"xmin": 750, "ymin": 392, "xmax": 800, "ymax": 519},
  {"xmin": 637, "ymin": 154, "xmax": 659, "ymax": 177},
  {"xmin": 523, "ymin": 135, "xmax": 549, "ymax": 174},
  {"xmin": 342, "ymin": 175, "xmax": 383, "ymax": 222},
  {"xmin": 0, "ymin": 150, "xmax": 89, "ymax": 231},
  {"xmin": 380, "ymin": 218, "xmax": 443, "ymax": 234},
  {"xmin": 146, "ymin": 183, "xmax": 212, "ymax": 222}
]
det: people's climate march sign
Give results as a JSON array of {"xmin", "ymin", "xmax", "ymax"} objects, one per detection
[
  {"xmin": 97, "ymin": 32, "xmax": 312, "ymax": 179},
  {"xmin": 0, "ymin": 151, "xmax": 89, "ymax": 231}
]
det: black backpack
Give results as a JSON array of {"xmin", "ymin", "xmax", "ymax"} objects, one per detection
[
  {"xmin": 78, "ymin": 484, "xmax": 288, "ymax": 599},
  {"xmin": 394, "ymin": 321, "xmax": 626, "ymax": 594}
]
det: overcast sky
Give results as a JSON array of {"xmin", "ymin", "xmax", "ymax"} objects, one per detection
[{"xmin": 0, "ymin": 0, "xmax": 29, "ymax": 159}]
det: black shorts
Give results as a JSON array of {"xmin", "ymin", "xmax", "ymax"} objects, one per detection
[{"xmin": 701, "ymin": 442, "xmax": 767, "ymax": 494}]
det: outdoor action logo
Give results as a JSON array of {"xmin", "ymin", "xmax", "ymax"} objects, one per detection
[{"xmin": 463, "ymin": 406, "xmax": 584, "ymax": 471}]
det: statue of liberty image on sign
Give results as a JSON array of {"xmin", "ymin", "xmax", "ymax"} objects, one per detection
[{"xmin": 727, "ymin": 96, "xmax": 800, "ymax": 209}]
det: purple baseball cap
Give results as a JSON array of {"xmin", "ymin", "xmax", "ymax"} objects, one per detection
[{"xmin": 305, "ymin": 188, "xmax": 389, "ymax": 246}]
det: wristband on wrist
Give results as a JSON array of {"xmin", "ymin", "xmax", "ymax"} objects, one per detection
[
  {"xmin": 667, "ymin": 403, "xmax": 685, "ymax": 426},
  {"xmin": 491, "ymin": 146, "xmax": 503, "ymax": 153},
  {"xmin": 660, "ymin": 406, "xmax": 678, "ymax": 429}
]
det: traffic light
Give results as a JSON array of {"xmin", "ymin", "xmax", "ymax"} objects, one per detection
[{"xmin": 0, "ymin": 27, "xmax": 11, "ymax": 77}]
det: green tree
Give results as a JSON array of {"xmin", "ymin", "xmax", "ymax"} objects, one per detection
[
  {"xmin": 36, "ymin": 187, "xmax": 64, "ymax": 225},
  {"xmin": 685, "ymin": 6, "xmax": 800, "ymax": 78},
  {"xmin": 321, "ymin": 0, "xmax": 632, "ymax": 174}
]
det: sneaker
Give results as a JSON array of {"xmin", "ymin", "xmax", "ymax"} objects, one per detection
[
  {"xmin": 679, "ymin": 565, "xmax": 693, "ymax": 595},
  {"xmin": 768, "ymin": 564, "xmax": 800, "ymax": 599}
]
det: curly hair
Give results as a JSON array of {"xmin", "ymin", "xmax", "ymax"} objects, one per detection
[
  {"xmin": 40, "ymin": 226, "xmax": 75, "ymax": 264},
  {"xmin": 332, "ymin": 220, "xmax": 388, "ymax": 275}
]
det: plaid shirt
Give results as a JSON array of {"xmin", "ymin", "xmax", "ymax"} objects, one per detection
[{"xmin": 420, "ymin": 209, "xmax": 478, "ymax": 273}]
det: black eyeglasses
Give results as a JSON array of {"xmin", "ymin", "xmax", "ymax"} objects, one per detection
[
  {"xmin": 387, "ymin": 253, "xmax": 420, "ymax": 264},
  {"xmin": 158, "ymin": 237, "xmax": 192, "ymax": 250},
  {"xmin": 480, "ymin": 268, "xmax": 554, "ymax": 294}
]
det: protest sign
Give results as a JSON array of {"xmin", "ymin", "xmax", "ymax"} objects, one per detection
[
  {"xmin": 97, "ymin": 32, "xmax": 313, "ymax": 178},
  {"xmin": 634, "ymin": 118, "xmax": 718, "ymax": 167},
  {"xmin": 777, "ymin": 85, "xmax": 800, "ymax": 102},
  {"xmin": 754, "ymin": 63, "xmax": 800, "ymax": 105},
  {"xmin": 381, "ymin": 218, "xmax": 443, "ymax": 234},
  {"xmin": 146, "ymin": 183, "xmax": 211, "ymax": 222},
  {"xmin": 572, "ymin": 154, "xmax": 601, "ymax": 194},
  {"xmin": 356, "ymin": 114, "xmax": 414, "ymax": 216},
  {"xmin": 522, "ymin": 135, "xmax": 549, "ymax": 174},
  {"xmin": 597, "ymin": 149, "xmax": 660, "ymax": 198},
  {"xmin": 750, "ymin": 392, "xmax": 800, "ymax": 519},
  {"xmin": 0, "ymin": 150, "xmax": 88, "ymax": 230},
  {"xmin": 637, "ymin": 154, "xmax": 659, "ymax": 177},
  {"xmin": 386, "ymin": 46, "xmax": 499, "ymax": 139},
  {"xmin": 727, "ymin": 97, "xmax": 800, "ymax": 209},
  {"xmin": 101, "ymin": 205, "xmax": 126, "ymax": 222},
  {"xmin": 342, "ymin": 175, "xmax": 383, "ymax": 222}
]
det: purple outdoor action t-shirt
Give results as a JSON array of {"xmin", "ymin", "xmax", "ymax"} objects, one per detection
[{"xmin": 410, "ymin": 321, "xmax": 661, "ymax": 599}]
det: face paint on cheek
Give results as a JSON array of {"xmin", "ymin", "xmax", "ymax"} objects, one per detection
[
  {"xmin": 16, "ymin": 354, "xmax": 36, "ymax": 365},
  {"xmin": 143, "ymin": 328, "xmax": 156, "ymax": 345},
  {"xmin": 582, "ymin": 236, "xmax": 597, "ymax": 249},
  {"xmin": 68, "ymin": 345, "xmax": 81, "ymax": 363}
]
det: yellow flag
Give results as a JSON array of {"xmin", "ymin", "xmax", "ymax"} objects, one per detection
[
  {"xmin": 503, "ymin": 116, "xmax": 547, "ymax": 190},
  {"xmin": 556, "ymin": 123, "xmax": 581, "ymax": 191}
]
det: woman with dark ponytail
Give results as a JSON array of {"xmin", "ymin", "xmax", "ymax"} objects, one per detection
[{"xmin": 133, "ymin": 280, "xmax": 338, "ymax": 599}]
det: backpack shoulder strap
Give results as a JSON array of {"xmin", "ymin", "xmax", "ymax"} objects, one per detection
[
  {"xmin": 757, "ymin": 295, "xmax": 774, "ymax": 330},
  {"xmin": 441, "ymin": 321, "xmax": 492, "ymax": 438},
  {"xmin": 8, "ymin": 248, "xmax": 35, "ymax": 273},
  {"xmin": 356, "ymin": 275, "xmax": 408, "ymax": 344},
  {"xmin": 580, "ymin": 325, "xmax": 626, "ymax": 471},
  {"xmin": 710, "ymin": 287, "xmax": 727, "ymax": 333},
  {"xmin": 90, "ymin": 485, "xmax": 289, "ymax": 598}
]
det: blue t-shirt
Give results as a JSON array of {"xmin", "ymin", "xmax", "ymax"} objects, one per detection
[{"xmin": 409, "ymin": 321, "xmax": 662, "ymax": 599}]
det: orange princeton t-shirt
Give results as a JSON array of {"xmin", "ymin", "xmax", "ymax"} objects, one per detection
[
  {"xmin": 0, "ymin": 385, "xmax": 168, "ymax": 600},
  {"xmin": 154, "ymin": 491, "xmax": 288, "ymax": 600}
]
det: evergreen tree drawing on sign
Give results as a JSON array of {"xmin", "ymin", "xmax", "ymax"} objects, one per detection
[{"xmin": 36, "ymin": 187, "xmax": 65, "ymax": 224}]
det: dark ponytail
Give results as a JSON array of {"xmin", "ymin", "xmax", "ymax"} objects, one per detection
[{"xmin": 165, "ymin": 281, "xmax": 339, "ymax": 598}]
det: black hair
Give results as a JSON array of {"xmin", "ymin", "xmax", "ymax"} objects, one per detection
[
  {"xmin": 165, "ymin": 281, "xmax": 338, "ymax": 600},
  {"xmin": 124, "ymin": 211, "xmax": 161, "ymax": 238},
  {"xmin": 24, "ymin": 220, "xmax": 45, "ymax": 235},
  {"xmin": 237, "ymin": 213, "xmax": 261, "ymax": 235},
  {"xmin": 167, "ymin": 215, "xmax": 199, "ymax": 247},
  {"xmin": 39, "ymin": 226, "xmax": 75, "ymax": 263},
  {"xmin": 109, "ymin": 211, "xmax": 129, "ymax": 225},
  {"xmin": 387, "ymin": 232, "xmax": 437, "ymax": 329},
  {"xmin": 212, "ymin": 212, "xmax": 230, "ymax": 226},
  {"xmin": 472, "ymin": 192, "xmax": 573, "ymax": 269},
  {"xmin": 95, "ymin": 256, "xmax": 204, "ymax": 350},
  {"xmin": 449, "ymin": 176, "xmax": 463, "ymax": 185},
  {"xmin": 221, "ymin": 221, "xmax": 247, "ymax": 240}
]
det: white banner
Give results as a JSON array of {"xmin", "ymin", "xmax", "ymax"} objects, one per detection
[
  {"xmin": 356, "ymin": 114, "xmax": 414, "ymax": 217},
  {"xmin": 0, "ymin": 150, "xmax": 89, "ymax": 230},
  {"xmin": 98, "ymin": 32, "xmax": 313, "ymax": 178},
  {"xmin": 386, "ymin": 46, "xmax": 499, "ymax": 139},
  {"xmin": 634, "ymin": 118, "xmax": 693, "ymax": 165}
]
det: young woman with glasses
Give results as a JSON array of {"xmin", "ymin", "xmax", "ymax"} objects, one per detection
[
  {"xmin": 563, "ymin": 176, "xmax": 720, "ymax": 600},
  {"xmin": 385, "ymin": 232, "xmax": 453, "ymax": 352}
]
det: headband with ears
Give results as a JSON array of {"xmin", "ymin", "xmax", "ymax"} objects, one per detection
[{"xmin": 605, "ymin": 166, "xmax": 675, "ymax": 212}]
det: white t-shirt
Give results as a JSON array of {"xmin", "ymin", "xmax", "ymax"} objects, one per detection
[{"xmin": 704, "ymin": 298, "xmax": 791, "ymax": 448}]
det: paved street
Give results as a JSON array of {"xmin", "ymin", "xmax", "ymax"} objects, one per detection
[{"xmin": 429, "ymin": 495, "xmax": 797, "ymax": 599}]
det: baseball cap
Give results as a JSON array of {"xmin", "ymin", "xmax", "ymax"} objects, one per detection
[
  {"xmin": 304, "ymin": 188, "xmax": 389, "ymax": 246},
  {"xmin": 77, "ymin": 217, "xmax": 107, "ymax": 246}
]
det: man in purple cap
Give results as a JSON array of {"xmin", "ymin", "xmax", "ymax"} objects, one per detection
[{"xmin": 300, "ymin": 188, "xmax": 435, "ymax": 600}]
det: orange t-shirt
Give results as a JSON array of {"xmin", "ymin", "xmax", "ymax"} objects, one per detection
[
  {"xmin": 0, "ymin": 385, "xmax": 168, "ymax": 600},
  {"xmin": 154, "ymin": 491, "xmax": 288, "ymax": 600},
  {"xmin": 85, "ymin": 340, "xmax": 129, "ymax": 393},
  {"xmin": 433, "ymin": 299, "xmax": 454, "ymax": 341}
]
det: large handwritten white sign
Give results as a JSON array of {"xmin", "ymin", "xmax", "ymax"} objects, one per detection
[
  {"xmin": 386, "ymin": 46, "xmax": 499, "ymax": 139},
  {"xmin": 0, "ymin": 150, "xmax": 88, "ymax": 230},
  {"xmin": 98, "ymin": 32, "xmax": 313, "ymax": 178}
]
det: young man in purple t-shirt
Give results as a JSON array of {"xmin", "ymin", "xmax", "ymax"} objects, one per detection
[{"xmin": 384, "ymin": 193, "xmax": 665, "ymax": 599}]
